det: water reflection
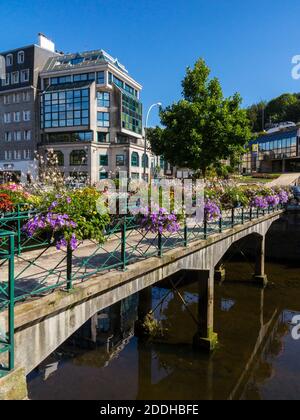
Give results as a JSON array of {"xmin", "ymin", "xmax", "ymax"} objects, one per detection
[{"xmin": 27, "ymin": 262, "xmax": 300, "ymax": 400}]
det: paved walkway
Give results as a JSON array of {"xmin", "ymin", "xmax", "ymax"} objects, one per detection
[{"xmin": 268, "ymin": 173, "xmax": 300, "ymax": 187}]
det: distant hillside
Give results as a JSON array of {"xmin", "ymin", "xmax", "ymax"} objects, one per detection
[{"xmin": 247, "ymin": 93, "xmax": 300, "ymax": 133}]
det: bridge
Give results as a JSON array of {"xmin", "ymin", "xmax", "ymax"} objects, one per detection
[{"xmin": 0, "ymin": 206, "xmax": 284, "ymax": 399}]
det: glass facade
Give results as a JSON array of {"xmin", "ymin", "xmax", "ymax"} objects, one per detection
[
  {"xmin": 41, "ymin": 88, "xmax": 90, "ymax": 128},
  {"xmin": 243, "ymin": 130, "xmax": 299, "ymax": 173},
  {"xmin": 122, "ymin": 93, "xmax": 142, "ymax": 135},
  {"xmin": 42, "ymin": 131, "xmax": 93, "ymax": 143}
]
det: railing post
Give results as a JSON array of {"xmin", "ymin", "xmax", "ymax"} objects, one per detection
[
  {"xmin": 204, "ymin": 211, "xmax": 207, "ymax": 239},
  {"xmin": 158, "ymin": 232, "xmax": 163, "ymax": 257},
  {"xmin": 66, "ymin": 244, "xmax": 73, "ymax": 291},
  {"xmin": 250, "ymin": 207, "xmax": 253, "ymax": 221},
  {"xmin": 121, "ymin": 216, "xmax": 127, "ymax": 270},
  {"xmin": 17, "ymin": 204, "xmax": 21, "ymax": 256},
  {"xmin": 8, "ymin": 233, "xmax": 15, "ymax": 372},
  {"xmin": 257, "ymin": 208, "xmax": 259, "ymax": 219},
  {"xmin": 184, "ymin": 216, "xmax": 188, "ymax": 247},
  {"xmin": 241, "ymin": 207, "xmax": 244, "ymax": 224},
  {"xmin": 219, "ymin": 216, "xmax": 223, "ymax": 233}
]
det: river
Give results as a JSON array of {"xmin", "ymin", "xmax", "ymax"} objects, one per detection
[{"xmin": 26, "ymin": 259, "xmax": 300, "ymax": 400}]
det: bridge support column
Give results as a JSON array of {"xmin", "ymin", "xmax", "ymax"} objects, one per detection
[
  {"xmin": 214, "ymin": 262, "xmax": 226, "ymax": 283},
  {"xmin": 193, "ymin": 270, "xmax": 218, "ymax": 352},
  {"xmin": 134, "ymin": 287, "xmax": 152, "ymax": 336},
  {"xmin": 253, "ymin": 235, "xmax": 268, "ymax": 287}
]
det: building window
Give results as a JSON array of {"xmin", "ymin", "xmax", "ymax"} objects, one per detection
[
  {"xmin": 73, "ymin": 73, "xmax": 95, "ymax": 83},
  {"xmin": 4, "ymin": 132, "xmax": 12, "ymax": 142},
  {"xmin": 3, "ymin": 95, "xmax": 10, "ymax": 105},
  {"xmin": 54, "ymin": 151, "xmax": 64, "ymax": 166},
  {"xmin": 41, "ymin": 88, "xmax": 90, "ymax": 128},
  {"xmin": 97, "ymin": 71, "xmax": 105, "ymax": 84},
  {"xmin": 13, "ymin": 93, "xmax": 20, "ymax": 103},
  {"xmin": 13, "ymin": 112, "xmax": 20, "ymax": 122},
  {"xmin": 116, "ymin": 154, "xmax": 125, "ymax": 166},
  {"xmin": 4, "ymin": 73, "xmax": 10, "ymax": 86},
  {"xmin": 14, "ymin": 131, "xmax": 21, "ymax": 141},
  {"xmin": 4, "ymin": 113, "xmax": 11, "ymax": 123},
  {"xmin": 97, "ymin": 112, "xmax": 110, "ymax": 127},
  {"xmin": 97, "ymin": 132, "xmax": 110, "ymax": 143},
  {"xmin": 131, "ymin": 152, "xmax": 139, "ymax": 167},
  {"xmin": 97, "ymin": 92, "xmax": 110, "ymax": 107},
  {"xmin": 99, "ymin": 154, "xmax": 109, "ymax": 166},
  {"xmin": 113, "ymin": 76, "xmax": 124, "ymax": 89},
  {"xmin": 70, "ymin": 150, "xmax": 87, "ymax": 166},
  {"xmin": 43, "ymin": 131, "xmax": 93, "ymax": 143},
  {"xmin": 21, "ymin": 69, "xmax": 30, "ymax": 83},
  {"xmin": 99, "ymin": 171, "xmax": 108, "ymax": 180},
  {"xmin": 142, "ymin": 154, "xmax": 149, "ymax": 168},
  {"xmin": 18, "ymin": 51, "xmax": 25, "ymax": 64},
  {"xmin": 6, "ymin": 54, "xmax": 13, "ymax": 66},
  {"xmin": 11, "ymin": 72, "xmax": 19, "ymax": 84},
  {"xmin": 14, "ymin": 150, "xmax": 22, "ymax": 160},
  {"xmin": 24, "ymin": 150, "xmax": 31, "ymax": 160},
  {"xmin": 4, "ymin": 151, "xmax": 12, "ymax": 160},
  {"xmin": 23, "ymin": 92, "xmax": 30, "ymax": 102},
  {"xmin": 24, "ymin": 130, "xmax": 31, "ymax": 141},
  {"xmin": 23, "ymin": 111, "xmax": 31, "ymax": 121},
  {"xmin": 121, "ymin": 93, "xmax": 142, "ymax": 135}
]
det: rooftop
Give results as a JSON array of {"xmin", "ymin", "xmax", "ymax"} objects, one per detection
[{"xmin": 43, "ymin": 49, "xmax": 128, "ymax": 74}]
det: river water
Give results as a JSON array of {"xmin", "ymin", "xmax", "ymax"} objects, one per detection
[{"xmin": 26, "ymin": 258, "xmax": 300, "ymax": 400}]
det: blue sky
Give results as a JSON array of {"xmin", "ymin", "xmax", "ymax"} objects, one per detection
[{"xmin": 2, "ymin": 0, "xmax": 300, "ymax": 126}]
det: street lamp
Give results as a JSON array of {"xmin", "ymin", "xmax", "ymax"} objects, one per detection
[{"xmin": 143, "ymin": 102, "xmax": 162, "ymax": 180}]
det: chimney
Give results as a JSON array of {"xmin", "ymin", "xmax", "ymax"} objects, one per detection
[{"xmin": 38, "ymin": 33, "xmax": 55, "ymax": 52}]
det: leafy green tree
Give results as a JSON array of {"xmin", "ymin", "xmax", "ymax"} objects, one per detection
[
  {"xmin": 265, "ymin": 93, "xmax": 297, "ymax": 123},
  {"xmin": 247, "ymin": 101, "xmax": 267, "ymax": 132},
  {"xmin": 148, "ymin": 59, "xmax": 252, "ymax": 177}
]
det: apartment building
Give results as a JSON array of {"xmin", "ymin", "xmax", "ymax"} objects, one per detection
[
  {"xmin": 0, "ymin": 34, "xmax": 57, "ymax": 182},
  {"xmin": 39, "ymin": 49, "xmax": 154, "ymax": 184}
]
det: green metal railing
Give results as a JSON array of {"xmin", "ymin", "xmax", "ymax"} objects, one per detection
[
  {"xmin": 0, "ymin": 204, "xmax": 49, "ymax": 255},
  {"xmin": 0, "ymin": 231, "xmax": 15, "ymax": 377},
  {"xmin": 0, "ymin": 203, "xmax": 284, "ymax": 376}
]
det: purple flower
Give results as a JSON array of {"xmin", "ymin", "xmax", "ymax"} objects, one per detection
[
  {"xmin": 205, "ymin": 200, "xmax": 221, "ymax": 221},
  {"xmin": 66, "ymin": 197, "xmax": 72, "ymax": 204},
  {"xmin": 251, "ymin": 196, "xmax": 268, "ymax": 209}
]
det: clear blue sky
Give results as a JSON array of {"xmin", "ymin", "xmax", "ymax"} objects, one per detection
[{"xmin": 2, "ymin": 0, "xmax": 300, "ymax": 126}]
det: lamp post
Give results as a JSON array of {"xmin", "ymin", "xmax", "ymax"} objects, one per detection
[{"xmin": 143, "ymin": 102, "xmax": 162, "ymax": 181}]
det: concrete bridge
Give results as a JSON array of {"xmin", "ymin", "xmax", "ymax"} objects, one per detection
[{"xmin": 0, "ymin": 209, "xmax": 284, "ymax": 399}]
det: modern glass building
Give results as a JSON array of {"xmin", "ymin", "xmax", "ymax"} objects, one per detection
[
  {"xmin": 39, "ymin": 49, "xmax": 154, "ymax": 183},
  {"xmin": 242, "ymin": 127, "xmax": 300, "ymax": 173}
]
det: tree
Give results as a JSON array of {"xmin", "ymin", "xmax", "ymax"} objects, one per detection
[
  {"xmin": 247, "ymin": 101, "xmax": 267, "ymax": 132},
  {"xmin": 247, "ymin": 93, "xmax": 300, "ymax": 132},
  {"xmin": 148, "ymin": 59, "xmax": 252, "ymax": 177}
]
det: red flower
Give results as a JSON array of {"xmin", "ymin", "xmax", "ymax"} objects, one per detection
[{"xmin": 0, "ymin": 193, "xmax": 14, "ymax": 212}]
